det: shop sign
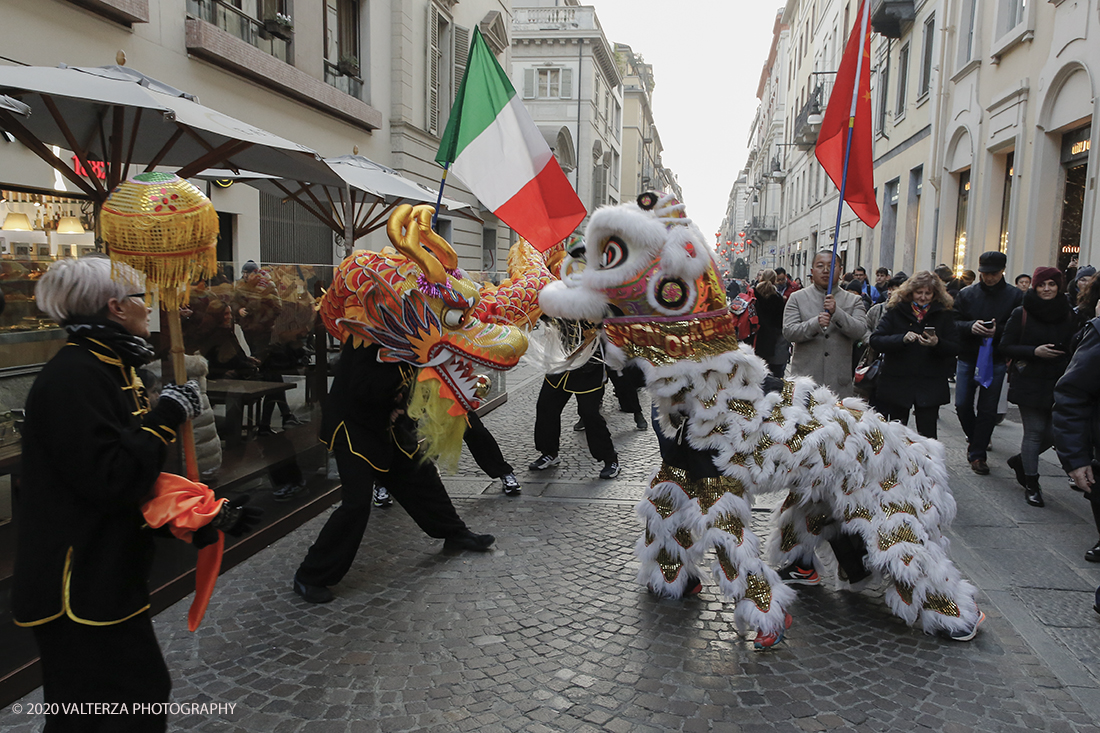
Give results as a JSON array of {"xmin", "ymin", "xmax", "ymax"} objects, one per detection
[
  {"xmin": 1061, "ymin": 126, "xmax": 1092, "ymax": 165},
  {"xmin": 71, "ymin": 156, "xmax": 107, "ymax": 180}
]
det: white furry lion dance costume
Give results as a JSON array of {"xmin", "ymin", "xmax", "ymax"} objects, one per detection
[{"xmin": 538, "ymin": 192, "xmax": 983, "ymax": 648}]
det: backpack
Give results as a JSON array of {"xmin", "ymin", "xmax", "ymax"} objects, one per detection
[{"xmin": 730, "ymin": 289, "xmax": 759, "ymax": 343}]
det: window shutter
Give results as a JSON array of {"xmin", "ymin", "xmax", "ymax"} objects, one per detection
[
  {"xmin": 560, "ymin": 68, "xmax": 572, "ymax": 99},
  {"xmin": 453, "ymin": 26, "xmax": 470, "ymax": 103},
  {"xmin": 426, "ymin": 5, "xmax": 440, "ymax": 135},
  {"xmin": 524, "ymin": 68, "xmax": 535, "ymax": 99}
]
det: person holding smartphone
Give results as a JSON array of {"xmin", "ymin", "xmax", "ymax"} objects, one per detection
[
  {"xmin": 952, "ymin": 252, "xmax": 1024, "ymax": 474},
  {"xmin": 870, "ymin": 271, "xmax": 959, "ymax": 438},
  {"xmin": 1000, "ymin": 267, "xmax": 1077, "ymax": 507}
]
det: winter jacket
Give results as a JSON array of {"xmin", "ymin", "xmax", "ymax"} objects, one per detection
[
  {"xmin": 782, "ymin": 285, "xmax": 867, "ymax": 398},
  {"xmin": 13, "ymin": 333, "xmax": 183, "ymax": 626},
  {"xmin": 952, "ymin": 277, "xmax": 1023, "ymax": 362},
  {"xmin": 870, "ymin": 302, "xmax": 959, "ymax": 408},
  {"xmin": 999, "ymin": 292, "xmax": 1076, "ymax": 410},
  {"xmin": 752, "ymin": 289, "xmax": 785, "ymax": 365},
  {"xmin": 1052, "ymin": 317, "xmax": 1100, "ymax": 472}
]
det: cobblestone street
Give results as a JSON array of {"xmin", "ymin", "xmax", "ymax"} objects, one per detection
[{"xmin": 6, "ymin": 357, "xmax": 1100, "ymax": 732}]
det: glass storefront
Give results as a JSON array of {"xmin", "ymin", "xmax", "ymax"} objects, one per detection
[
  {"xmin": 1058, "ymin": 126, "xmax": 1091, "ymax": 271},
  {"xmin": 953, "ymin": 169, "xmax": 971, "ymax": 274}
]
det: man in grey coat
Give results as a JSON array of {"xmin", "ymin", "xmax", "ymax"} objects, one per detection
[{"xmin": 782, "ymin": 250, "xmax": 868, "ymax": 399}]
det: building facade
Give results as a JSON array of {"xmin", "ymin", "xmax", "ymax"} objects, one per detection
[
  {"xmin": 511, "ymin": 1, "xmax": 623, "ymax": 227},
  {"xmin": 0, "ymin": 0, "xmax": 515, "ymax": 273},
  {"xmin": 615, "ymin": 43, "xmax": 681, "ymax": 204},
  {"xmin": 733, "ymin": 0, "xmax": 1100, "ymax": 284}
]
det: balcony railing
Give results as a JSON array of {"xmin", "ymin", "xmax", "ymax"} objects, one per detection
[
  {"xmin": 513, "ymin": 6, "xmax": 600, "ymax": 32},
  {"xmin": 324, "ymin": 61, "xmax": 363, "ymax": 100},
  {"xmin": 751, "ymin": 215, "xmax": 778, "ymax": 233},
  {"xmin": 187, "ymin": 0, "xmax": 289, "ymax": 63},
  {"xmin": 792, "ymin": 80, "xmax": 831, "ymax": 150}
]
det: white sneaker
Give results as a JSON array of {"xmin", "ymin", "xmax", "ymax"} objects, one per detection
[{"xmin": 372, "ymin": 485, "xmax": 393, "ymax": 508}]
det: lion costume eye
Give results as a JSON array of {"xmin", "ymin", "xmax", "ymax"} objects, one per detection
[
  {"xmin": 442, "ymin": 309, "xmax": 465, "ymax": 328},
  {"xmin": 600, "ymin": 236, "xmax": 627, "ymax": 269}
]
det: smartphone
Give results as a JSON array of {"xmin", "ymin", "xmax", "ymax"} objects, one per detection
[
  {"xmin": 980, "ymin": 320, "xmax": 994, "ymax": 329},
  {"xmin": 923, "ymin": 326, "xmax": 937, "ymax": 335}
]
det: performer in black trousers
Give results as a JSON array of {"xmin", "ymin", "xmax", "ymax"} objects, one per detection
[
  {"xmin": 294, "ymin": 341, "xmax": 495, "ymax": 604},
  {"xmin": 529, "ymin": 355, "xmax": 621, "ymax": 480},
  {"xmin": 464, "ymin": 411, "xmax": 522, "ymax": 495},
  {"xmin": 608, "ymin": 364, "xmax": 648, "ymax": 430}
]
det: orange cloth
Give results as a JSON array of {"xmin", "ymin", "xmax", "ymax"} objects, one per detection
[{"xmin": 141, "ymin": 473, "xmax": 226, "ymax": 631}]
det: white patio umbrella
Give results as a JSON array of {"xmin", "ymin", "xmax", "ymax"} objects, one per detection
[
  {"xmin": 199, "ymin": 155, "xmax": 480, "ymax": 253},
  {"xmin": 0, "ymin": 64, "xmax": 342, "ymax": 203}
]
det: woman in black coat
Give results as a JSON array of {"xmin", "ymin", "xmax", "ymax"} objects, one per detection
[
  {"xmin": 1000, "ymin": 267, "xmax": 1077, "ymax": 507},
  {"xmin": 751, "ymin": 269, "xmax": 787, "ymax": 378},
  {"xmin": 870, "ymin": 271, "xmax": 959, "ymax": 438}
]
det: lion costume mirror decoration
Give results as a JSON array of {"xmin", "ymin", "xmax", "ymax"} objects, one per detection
[{"xmin": 538, "ymin": 192, "xmax": 983, "ymax": 648}]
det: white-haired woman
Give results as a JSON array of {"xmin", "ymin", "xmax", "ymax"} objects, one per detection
[{"xmin": 11, "ymin": 256, "xmax": 209, "ymax": 731}]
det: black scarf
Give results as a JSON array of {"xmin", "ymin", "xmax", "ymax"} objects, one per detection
[
  {"xmin": 64, "ymin": 316, "xmax": 156, "ymax": 369},
  {"xmin": 1023, "ymin": 288, "xmax": 1072, "ymax": 324}
]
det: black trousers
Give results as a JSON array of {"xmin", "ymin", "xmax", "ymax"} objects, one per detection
[
  {"xmin": 608, "ymin": 365, "xmax": 644, "ymax": 414},
  {"xmin": 464, "ymin": 411, "xmax": 512, "ymax": 478},
  {"xmin": 533, "ymin": 380, "xmax": 617, "ymax": 463},
  {"xmin": 881, "ymin": 402, "xmax": 940, "ymax": 439},
  {"xmin": 33, "ymin": 614, "xmax": 170, "ymax": 732},
  {"xmin": 296, "ymin": 442, "xmax": 469, "ymax": 587}
]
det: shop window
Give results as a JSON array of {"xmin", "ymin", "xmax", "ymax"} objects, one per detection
[
  {"xmin": 953, "ymin": 170, "xmax": 970, "ymax": 274},
  {"xmin": 481, "ymin": 227, "xmax": 497, "ymax": 274},
  {"xmin": 1058, "ymin": 127, "xmax": 1091, "ymax": 270},
  {"xmin": 998, "ymin": 152, "xmax": 1014, "ymax": 253}
]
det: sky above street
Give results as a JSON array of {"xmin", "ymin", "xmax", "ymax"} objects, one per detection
[{"xmin": 591, "ymin": 0, "xmax": 786, "ymax": 241}]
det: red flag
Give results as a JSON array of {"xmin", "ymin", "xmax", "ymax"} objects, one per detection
[{"xmin": 815, "ymin": 0, "xmax": 880, "ymax": 228}]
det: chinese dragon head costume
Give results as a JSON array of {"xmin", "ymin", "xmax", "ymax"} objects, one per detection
[
  {"xmin": 320, "ymin": 204, "xmax": 553, "ymax": 468},
  {"xmin": 538, "ymin": 192, "xmax": 981, "ymax": 647}
]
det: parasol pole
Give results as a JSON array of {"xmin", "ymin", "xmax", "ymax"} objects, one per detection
[
  {"xmin": 431, "ymin": 163, "xmax": 450, "ymax": 231},
  {"xmin": 167, "ymin": 307, "xmax": 200, "ymax": 481}
]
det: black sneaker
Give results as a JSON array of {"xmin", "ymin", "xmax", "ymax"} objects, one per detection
[
  {"xmin": 443, "ymin": 530, "xmax": 495, "ymax": 552},
  {"xmin": 273, "ymin": 481, "xmax": 308, "ymax": 502},
  {"xmin": 256, "ymin": 425, "xmax": 278, "ymax": 437},
  {"xmin": 573, "ymin": 419, "xmax": 586, "ymax": 431},
  {"xmin": 1086, "ymin": 540, "xmax": 1100, "ymax": 563},
  {"xmin": 293, "ymin": 574, "xmax": 334, "ymax": 604},
  {"xmin": 529, "ymin": 454, "xmax": 560, "ymax": 470},
  {"xmin": 501, "ymin": 473, "xmax": 522, "ymax": 496},
  {"xmin": 633, "ymin": 412, "xmax": 647, "ymax": 430},
  {"xmin": 599, "ymin": 461, "xmax": 620, "ymax": 479},
  {"xmin": 777, "ymin": 563, "xmax": 821, "ymax": 585},
  {"xmin": 373, "ymin": 485, "xmax": 394, "ymax": 507}
]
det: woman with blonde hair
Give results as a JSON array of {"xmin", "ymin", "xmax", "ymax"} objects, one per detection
[
  {"xmin": 869, "ymin": 271, "xmax": 959, "ymax": 438},
  {"xmin": 752, "ymin": 268, "xmax": 787, "ymax": 378}
]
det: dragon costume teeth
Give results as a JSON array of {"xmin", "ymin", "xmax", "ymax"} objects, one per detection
[{"xmin": 537, "ymin": 192, "xmax": 980, "ymax": 641}]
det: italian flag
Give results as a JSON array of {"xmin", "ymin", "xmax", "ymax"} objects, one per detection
[{"xmin": 436, "ymin": 28, "xmax": 586, "ymax": 252}]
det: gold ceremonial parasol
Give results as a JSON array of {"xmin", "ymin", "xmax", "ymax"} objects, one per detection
[{"xmin": 102, "ymin": 171, "xmax": 220, "ymax": 480}]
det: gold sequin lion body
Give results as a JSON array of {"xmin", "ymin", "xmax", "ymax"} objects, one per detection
[{"xmin": 537, "ymin": 192, "xmax": 980, "ymax": 643}]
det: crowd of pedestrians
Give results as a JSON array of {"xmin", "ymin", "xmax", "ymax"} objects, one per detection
[{"xmin": 732, "ymin": 249, "xmax": 1100, "ymax": 610}]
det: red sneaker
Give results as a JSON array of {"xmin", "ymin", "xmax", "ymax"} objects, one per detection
[{"xmin": 753, "ymin": 613, "xmax": 793, "ymax": 650}]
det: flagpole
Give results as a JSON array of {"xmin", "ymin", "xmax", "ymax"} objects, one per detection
[
  {"xmin": 431, "ymin": 163, "xmax": 450, "ymax": 232},
  {"xmin": 827, "ymin": 0, "xmax": 871, "ymax": 297}
]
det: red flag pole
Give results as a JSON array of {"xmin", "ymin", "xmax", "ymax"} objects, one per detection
[{"xmin": 827, "ymin": 0, "xmax": 872, "ymax": 296}]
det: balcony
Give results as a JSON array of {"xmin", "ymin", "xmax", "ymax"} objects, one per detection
[
  {"xmin": 324, "ymin": 61, "xmax": 364, "ymax": 101},
  {"xmin": 747, "ymin": 215, "xmax": 779, "ymax": 242},
  {"xmin": 792, "ymin": 83, "xmax": 827, "ymax": 150},
  {"xmin": 513, "ymin": 6, "xmax": 600, "ymax": 32},
  {"xmin": 871, "ymin": 0, "xmax": 916, "ymax": 39},
  {"xmin": 767, "ymin": 156, "xmax": 786, "ymax": 180},
  {"xmin": 187, "ymin": 0, "xmax": 290, "ymax": 63}
]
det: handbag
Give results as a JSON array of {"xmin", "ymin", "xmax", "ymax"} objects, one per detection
[{"xmin": 853, "ymin": 346, "xmax": 882, "ymax": 396}]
